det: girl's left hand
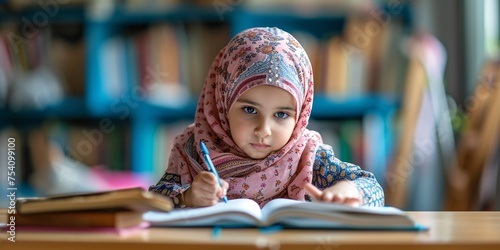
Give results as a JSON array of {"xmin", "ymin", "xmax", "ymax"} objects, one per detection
[{"xmin": 304, "ymin": 182, "xmax": 361, "ymax": 206}]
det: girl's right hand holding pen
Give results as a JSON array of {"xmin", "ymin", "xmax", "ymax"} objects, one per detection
[{"xmin": 182, "ymin": 172, "xmax": 229, "ymax": 207}]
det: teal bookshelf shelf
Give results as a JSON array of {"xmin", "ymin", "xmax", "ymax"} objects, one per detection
[
  {"xmin": 133, "ymin": 101, "xmax": 197, "ymax": 120},
  {"xmin": 0, "ymin": 97, "xmax": 89, "ymax": 120},
  {"xmin": 230, "ymin": 8, "xmax": 347, "ymax": 38},
  {"xmin": 0, "ymin": 6, "xmax": 85, "ymax": 22},
  {"xmin": 313, "ymin": 94, "xmax": 399, "ymax": 119},
  {"xmin": 100, "ymin": 4, "xmax": 223, "ymax": 24}
]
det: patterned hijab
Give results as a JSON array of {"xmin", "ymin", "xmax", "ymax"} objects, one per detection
[{"xmin": 168, "ymin": 27, "xmax": 322, "ymax": 206}]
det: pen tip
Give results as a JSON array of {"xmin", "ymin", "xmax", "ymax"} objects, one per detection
[{"xmin": 200, "ymin": 141, "xmax": 208, "ymax": 152}]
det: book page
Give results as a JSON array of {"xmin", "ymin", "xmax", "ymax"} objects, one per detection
[
  {"xmin": 144, "ymin": 198, "xmax": 263, "ymax": 227},
  {"xmin": 260, "ymin": 199, "xmax": 415, "ymax": 229},
  {"xmin": 260, "ymin": 198, "xmax": 304, "ymax": 220},
  {"xmin": 263, "ymin": 198, "xmax": 406, "ymax": 217}
]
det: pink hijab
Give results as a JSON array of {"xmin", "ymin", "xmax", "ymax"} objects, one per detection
[{"xmin": 168, "ymin": 27, "xmax": 322, "ymax": 206}]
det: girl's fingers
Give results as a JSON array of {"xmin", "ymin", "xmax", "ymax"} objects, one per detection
[
  {"xmin": 200, "ymin": 172, "xmax": 218, "ymax": 185},
  {"xmin": 189, "ymin": 173, "xmax": 231, "ymax": 207},
  {"xmin": 305, "ymin": 183, "xmax": 361, "ymax": 206},
  {"xmin": 200, "ymin": 173, "xmax": 228, "ymax": 201},
  {"xmin": 332, "ymin": 194, "xmax": 361, "ymax": 206},
  {"xmin": 198, "ymin": 187, "xmax": 222, "ymax": 206},
  {"xmin": 321, "ymin": 191, "xmax": 334, "ymax": 202},
  {"xmin": 304, "ymin": 183, "xmax": 322, "ymax": 200},
  {"xmin": 331, "ymin": 193, "xmax": 344, "ymax": 203},
  {"xmin": 344, "ymin": 197, "xmax": 361, "ymax": 206},
  {"xmin": 220, "ymin": 179, "xmax": 229, "ymax": 197}
]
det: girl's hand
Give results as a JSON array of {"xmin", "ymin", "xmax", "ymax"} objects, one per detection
[
  {"xmin": 304, "ymin": 181, "xmax": 361, "ymax": 206},
  {"xmin": 183, "ymin": 172, "xmax": 229, "ymax": 207}
]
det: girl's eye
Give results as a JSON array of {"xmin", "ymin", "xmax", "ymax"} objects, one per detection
[
  {"xmin": 275, "ymin": 112, "xmax": 289, "ymax": 119},
  {"xmin": 243, "ymin": 107, "xmax": 257, "ymax": 114}
]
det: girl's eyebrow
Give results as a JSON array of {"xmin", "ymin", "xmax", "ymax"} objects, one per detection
[
  {"xmin": 236, "ymin": 98, "xmax": 261, "ymax": 107},
  {"xmin": 277, "ymin": 106, "xmax": 296, "ymax": 112},
  {"xmin": 236, "ymin": 98, "xmax": 295, "ymax": 112}
]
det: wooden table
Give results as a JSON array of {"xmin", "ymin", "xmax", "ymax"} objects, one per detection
[{"xmin": 1, "ymin": 211, "xmax": 500, "ymax": 250}]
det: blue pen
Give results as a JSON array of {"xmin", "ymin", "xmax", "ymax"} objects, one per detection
[{"xmin": 200, "ymin": 141, "xmax": 228, "ymax": 203}]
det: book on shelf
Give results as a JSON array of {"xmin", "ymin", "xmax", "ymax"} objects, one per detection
[
  {"xmin": 144, "ymin": 198, "xmax": 425, "ymax": 230},
  {"xmin": 16, "ymin": 187, "xmax": 173, "ymax": 215},
  {"xmin": 183, "ymin": 22, "xmax": 230, "ymax": 95},
  {"xmin": 323, "ymin": 35, "xmax": 348, "ymax": 95}
]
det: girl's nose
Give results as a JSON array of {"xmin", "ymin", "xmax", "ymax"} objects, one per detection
[{"xmin": 255, "ymin": 119, "xmax": 271, "ymax": 138}]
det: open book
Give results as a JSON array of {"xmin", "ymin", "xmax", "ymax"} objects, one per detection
[{"xmin": 144, "ymin": 198, "xmax": 424, "ymax": 230}]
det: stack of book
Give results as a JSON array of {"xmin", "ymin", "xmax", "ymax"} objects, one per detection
[{"xmin": 12, "ymin": 187, "xmax": 173, "ymax": 231}]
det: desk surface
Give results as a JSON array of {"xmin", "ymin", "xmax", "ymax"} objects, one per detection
[{"xmin": 1, "ymin": 211, "xmax": 500, "ymax": 250}]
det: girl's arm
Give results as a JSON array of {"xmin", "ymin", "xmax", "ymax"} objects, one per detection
[
  {"xmin": 310, "ymin": 144, "xmax": 385, "ymax": 207},
  {"xmin": 149, "ymin": 172, "xmax": 191, "ymax": 208}
]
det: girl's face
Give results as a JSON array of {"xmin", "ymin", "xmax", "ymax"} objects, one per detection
[{"xmin": 228, "ymin": 85, "xmax": 297, "ymax": 159}]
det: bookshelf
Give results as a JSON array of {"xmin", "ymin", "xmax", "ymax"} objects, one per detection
[
  {"xmin": 0, "ymin": 5, "xmax": 87, "ymax": 122},
  {"xmin": 0, "ymin": 1, "xmax": 412, "ymax": 194}
]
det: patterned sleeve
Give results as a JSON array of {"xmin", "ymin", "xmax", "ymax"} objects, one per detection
[
  {"xmin": 149, "ymin": 172, "xmax": 191, "ymax": 208},
  {"xmin": 311, "ymin": 144, "xmax": 385, "ymax": 207},
  {"xmin": 149, "ymin": 133, "xmax": 197, "ymax": 208}
]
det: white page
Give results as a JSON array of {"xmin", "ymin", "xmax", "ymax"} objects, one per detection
[
  {"xmin": 144, "ymin": 198, "xmax": 262, "ymax": 226},
  {"xmin": 260, "ymin": 199, "xmax": 414, "ymax": 228},
  {"xmin": 260, "ymin": 198, "xmax": 304, "ymax": 220},
  {"xmin": 262, "ymin": 199, "xmax": 405, "ymax": 217}
]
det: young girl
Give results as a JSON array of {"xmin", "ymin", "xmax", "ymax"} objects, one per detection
[{"xmin": 149, "ymin": 27, "xmax": 384, "ymax": 208}]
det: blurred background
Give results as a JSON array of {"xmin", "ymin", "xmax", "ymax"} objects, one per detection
[{"xmin": 0, "ymin": 0, "xmax": 499, "ymax": 211}]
